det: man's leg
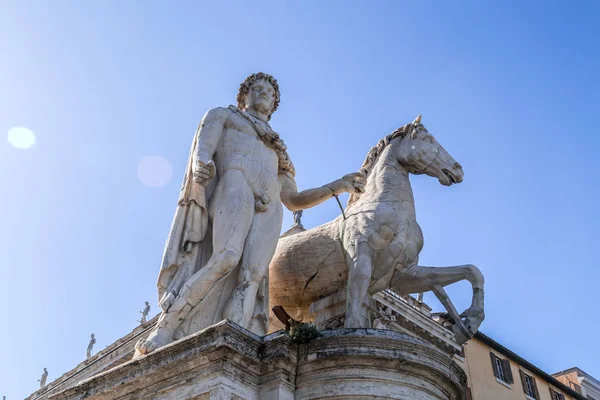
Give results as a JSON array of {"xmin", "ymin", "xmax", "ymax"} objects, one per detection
[
  {"xmin": 222, "ymin": 203, "xmax": 283, "ymax": 329},
  {"xmin": 135, "ymin": 170, "xmax": 254, "ymax": 356}
]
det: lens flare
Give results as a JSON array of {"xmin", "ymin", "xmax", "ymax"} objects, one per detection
[
  {"xmin": 7, "ymin": 126, "xmax": 36, "ymax": 149},
  {"xmin": 137, "ymin": 156, "xmax": 173, "ymax": 187}
]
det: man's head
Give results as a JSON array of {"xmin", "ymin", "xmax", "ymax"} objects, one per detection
[{"xmin": 237, "ymin": 72, "xmax": 280, "ymax": 121}]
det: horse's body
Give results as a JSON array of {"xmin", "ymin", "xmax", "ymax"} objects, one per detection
[{"xmin": 269, "ymin": 117, "xmax": 485, "ymax": 343}]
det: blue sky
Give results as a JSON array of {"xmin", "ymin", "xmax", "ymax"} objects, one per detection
[{"xmin": 1, "ymin": 1, "xmax": 599, "ymax": 398}]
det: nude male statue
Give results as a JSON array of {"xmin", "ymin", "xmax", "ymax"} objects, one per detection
[{"xmin": 134, "ymin": 73, "xmax": 364, "ymax": 356}]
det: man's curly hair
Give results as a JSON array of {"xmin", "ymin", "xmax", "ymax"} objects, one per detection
[{"xmin": 237, "ymin": 72, "xmax": 280, "ymax": 121}]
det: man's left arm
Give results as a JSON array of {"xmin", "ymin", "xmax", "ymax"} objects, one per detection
[{"xmin": 279, "ymin": 171, "xmax": 365, "ymax": 212}]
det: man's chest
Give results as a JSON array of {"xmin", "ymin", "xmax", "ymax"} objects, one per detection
[
  {"xmin": 221, "ymin": 114, "xmax": 277, "ymax": 156},
  {"xmin": 216, "ymin": 136, "xmax": 278, "ymax": 177},
  {"xmin": 227, "ymin": 111, "xmax": 272, "ymax": 136}
]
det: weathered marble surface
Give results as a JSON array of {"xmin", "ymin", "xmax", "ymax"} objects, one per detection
[
  {"xmin": 51, "ymin": 321, "xmax": 466, "ymax": 400},
  {"xmin": 135, "ymin": 72, "xmax": 365, "ymax": 357},
  {"xmin": 54, "ymin": 321, "xmax": 297, "ymax": 400},
  {"xmin": 306, "ymin": 290, "xmax": 463, "ymax": 354},
  {"xmin": 296, "ymin": 329, "xmax": 466, "ymax": 399},
  {"xmin": 269, "ymin": 116, "xmax": 485, "ymax": 344}
]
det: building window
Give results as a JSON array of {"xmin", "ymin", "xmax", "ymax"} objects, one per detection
[
  {"xmin": 549, "ymin": 388, "xmax": 565, "ymax": 400},
  {"xmin": 519, "ymin": 370, "xmax": 540, "ymax": 399},
  {"xmin": 489, "ymin": 352, "xmax": 513, "ymax": 384},
  {"xmin": 525, "ymin": 375, "xmax": 536, "ymax": 397},
  {"xmin": 495, "ymin": 358, "xmax": 506, "ymax": 381}
]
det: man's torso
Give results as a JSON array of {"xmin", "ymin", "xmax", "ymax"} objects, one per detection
[{"xmin": 213, "ymin": 108, "xmax": 282, "ymax": 201}]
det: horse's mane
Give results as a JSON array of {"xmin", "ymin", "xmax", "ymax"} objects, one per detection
[{"xmin": 347, "ymin": 123, "xmax": 412, "ymax": 206}]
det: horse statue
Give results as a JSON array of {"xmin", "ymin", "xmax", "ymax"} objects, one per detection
[{"xmin": 269, "ymin": 115, "xmax": 485, "ymax": 344}]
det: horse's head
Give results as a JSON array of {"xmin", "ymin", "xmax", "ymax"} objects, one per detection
[{"xmin": 395, "ymin": 115, "xmax": 463, "ymax": 186}]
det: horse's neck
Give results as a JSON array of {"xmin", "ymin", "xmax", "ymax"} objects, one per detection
[{"xmin": 361, "ymin": 148, "xmax": 415, "ymax": 211}]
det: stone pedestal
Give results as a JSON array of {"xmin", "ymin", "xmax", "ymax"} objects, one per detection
[
  {"xmin": 51, "ymin": 321, "xmax": 296, "ymax": 400},
  {"xmin": 309, "ymin": 290, "xmax": 375, "ymax": 330},
  {"xmin": 49, "ymin": 320, "xmax": 466, "ymax": 400},
  {"xmin": 306, "ymin": 290, "xmax": 461, "ymax": 355},
  {"xmin": 296, "ymin": 329, "xmax": 466, "ymax": 400}
]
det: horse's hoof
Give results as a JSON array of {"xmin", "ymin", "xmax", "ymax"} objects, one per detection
[
  {"xmin": 460, "ymin": 307, "xmax": 484, "ymax": 334},
  {"xmin": 132, "ymin": 339, "xmax": 151, "ymax": 359},
  {"xmin": 134, "ymin": 338, "xmax": 157, "ymax": 356}
]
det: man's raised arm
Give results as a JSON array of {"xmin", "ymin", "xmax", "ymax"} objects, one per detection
[
  {"xmin": 279, "ymin": 171, "xmax": 365, "ymax": 212},
  {"xmin": 192, "ymin": 107, "xmax": 228, "ymax": 185}
]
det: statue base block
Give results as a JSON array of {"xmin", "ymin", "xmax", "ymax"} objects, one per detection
[
  {"xmin": 309, "ymin": 289, "xmax": 375, "ymax": 329},
  {"xmin": 51, "ymin": 320, "xmax": 466, "ymax": 400}
]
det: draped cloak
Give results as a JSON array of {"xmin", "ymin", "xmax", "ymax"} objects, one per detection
[{"xmin": 156, "ymin": 106, "xmax": 294, "ymax": 337}]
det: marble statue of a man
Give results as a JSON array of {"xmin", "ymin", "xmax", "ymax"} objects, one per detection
[
  {"xmin": 293, "ymin": 210, "xmax": 303, "ymax": 226},
  {"xmin": 134, "ymin": 73, "xmax": 365, "ymax": 357},
  {"xmin": 86, "ymin": 334, "xmax": 95, "ymax": 359},
  {"xmin": 38, "ymin": 368, "xmax": 48, "ymax": 389},
  {"xmin": 139, "ymin": 301, "xmax": 150, "ymax": 324}
]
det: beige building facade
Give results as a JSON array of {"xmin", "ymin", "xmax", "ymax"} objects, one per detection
[
  {"xmin": 455, "ymin": 332, "xmax": 583, "ymax": 400},
  {"xmin": 553, "ymin": 368, "xmax": 600, "ymax": 400}
]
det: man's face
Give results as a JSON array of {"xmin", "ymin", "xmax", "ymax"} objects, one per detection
[{"xmin": 246, "ymin": 79, "xmax": 276, "ymax": 115}]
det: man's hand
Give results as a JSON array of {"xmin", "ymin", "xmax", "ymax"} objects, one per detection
[
  {"xmin": 329, "ymin": 172, "xmax": 366, "ymax": 195},
  {"xmin": 193, "ymin": 160, "xmax": 216, "ymax": 186}
]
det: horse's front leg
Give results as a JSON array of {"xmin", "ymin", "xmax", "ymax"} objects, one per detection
[
  {"xmin": 393, "ymin": 264, "xmax": 485, "ymax": 335},
  {"xmin": 345, "ymin": 239, "xmax": 374, "ymax": 328}
]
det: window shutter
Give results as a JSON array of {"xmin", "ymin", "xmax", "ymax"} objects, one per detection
[
  {"xmin": 490, "ymin": 352, "xmax": 500, "ymax": 378},
  {"xmin": 519, "ymin": 370, "xmax": 528, "ymax": 394},
  {"xmin": 550, "ymin": 388, "xmax": 566, "ymax": 400},
  {"xmin": 466, "ymin": 387, "xmax": 473, "ymax": 400},
  {"xmin": 531, "ymin": 376, "xmax": 540, "ymax": 399},
  {"xmin": 502, "ymin": 359, "xmax": 513, "ymax": 384}
]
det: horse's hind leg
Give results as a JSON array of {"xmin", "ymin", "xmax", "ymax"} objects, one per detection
[
  {"xmin": 392, "ymin": 264, "xmax": 485, "ymax": 334},
  {"xmin": 345, "ymin": 240, "xmax": 374, "ymax": 328}
]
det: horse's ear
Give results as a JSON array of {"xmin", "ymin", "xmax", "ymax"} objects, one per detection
[{"xmin": 414, "ymin": 114, "xmax": 422, "ymax": 124}]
